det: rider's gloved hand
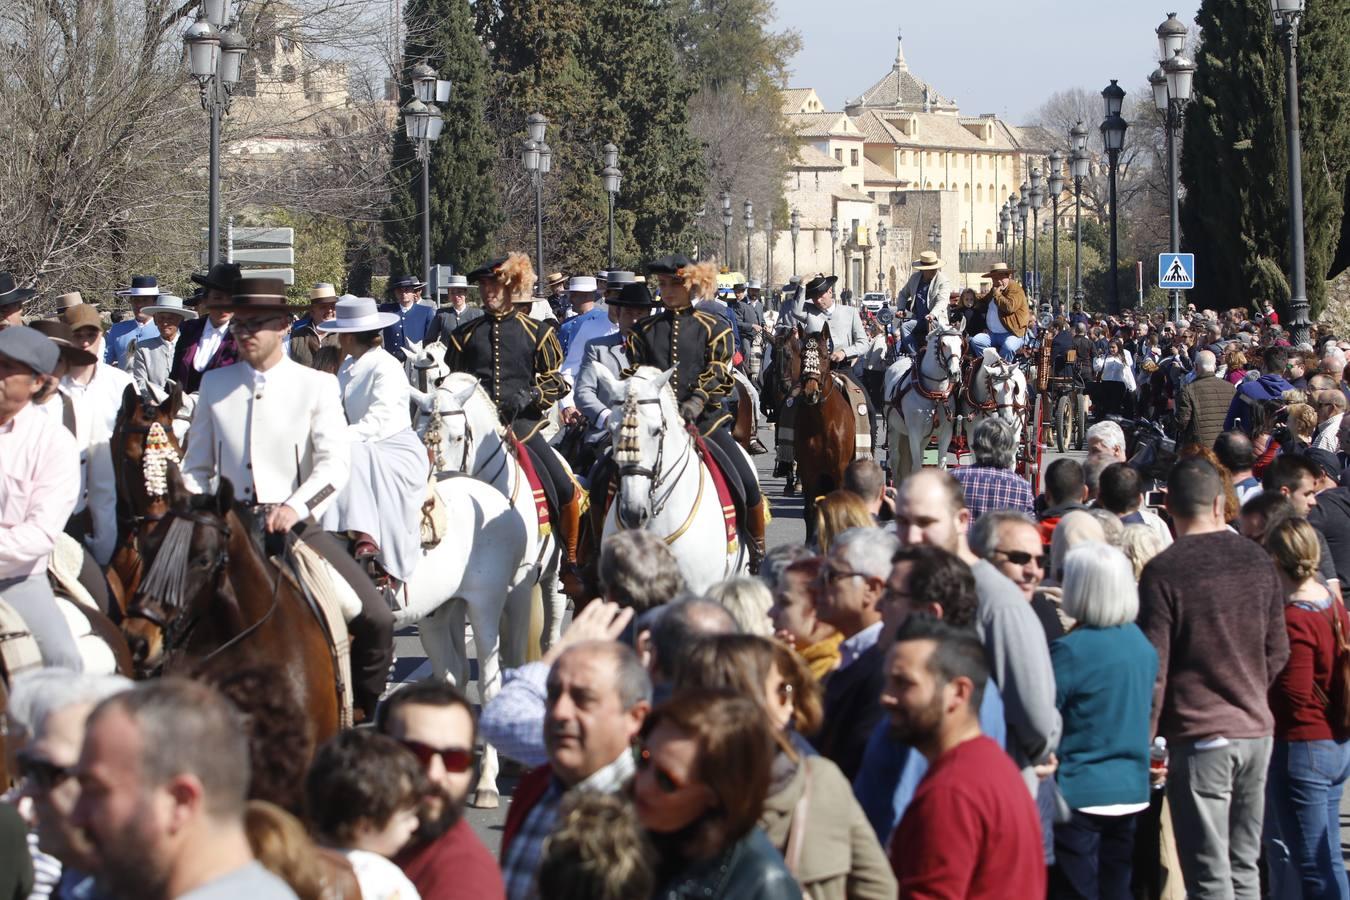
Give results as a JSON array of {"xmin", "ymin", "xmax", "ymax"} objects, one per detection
[{"xmin": 680, "ymin": 395, "xmax": 706, "ymax": 423}]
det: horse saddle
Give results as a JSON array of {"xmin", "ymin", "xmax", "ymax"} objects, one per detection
[
  {"xmin": 831, "ymin": 374, "xmax": 873, "ymax": 459},
  {"xmin": 0, "ymin": 593, "xmax": 119, "ymax": 679},
  {"xmin": 269, "ymin": 543, "xmax": 357, "ymax": 729},
  {"xmin": 688, "ymin": 427, "xmax": 742, "ymax": 555}
]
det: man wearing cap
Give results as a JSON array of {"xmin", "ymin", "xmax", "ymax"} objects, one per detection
[
  {"xmin": 0, "ymin": 326, "xmax": 84, "ymax": 669},
  {"xmin": 181, "ymin": 277, "xmax": 393, "ymax": 719},
  {"xmin": 173, "ymin": 263, "xmax": 242, "ymax": 393},
  {"xmin": 970, "ymin": 263, "xmax": 1031, "ymax": 361},
  {"xmin": 129, "ymin": 295, "xmax": 196, "ymax": 394},
  {"xmin": 726, "ymin": 281, "xmax": 766, "ymax": 360},
  {"xmin": 103, "ymin": 276, "xmax": 165, "ymax": 368},
  {"xmin": 448, "ymin": 255, "xmax": 582, "ymax": 574},
  {"xmin": 50, "ymin": 291, "xmax": 94, "ymax": 321},
  {"xmin": 379, "ymin": 275, "xmax": 434, "ymax": 362},
  {"xmin": 558, "ymin": 276, "xmax": 616, "ymax": 388},
  {"xmin": 288, "ymin": 283, "xmax": 341, "ymax": 369},
  {"xmin": 573, "ymin": 281, "xmax": 651, "ymax": 442},
  {"xmin": 545, "ymin": 272, "xmax": 569, "ymax": 321},
  {"xmin": 423, "ymin": 274, "xmax": 481, "ymax": 348},
  {"xmin": 895, "ymin": 251, "xmax": 951, "ymax": 353}
]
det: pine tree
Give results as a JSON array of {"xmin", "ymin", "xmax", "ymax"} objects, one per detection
[
  {"xmin": 1180, "ymin": 0, "xmax": 1349, "ymax": 318},
  {"xmin": 385, "ymin": 0, "xmax": 501, "ymax": 279}
]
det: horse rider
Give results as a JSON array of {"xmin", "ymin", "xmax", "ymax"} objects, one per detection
[
  {"xmin": 446, "ymin": 254, "xmax": 583, "ymax": 580},
  {"xmin": 544, "ymin": 271, "xmax": 570, "ymax": 321},
  {"xmin": 559, "ymin": 273, "xmax": 634, "ymax": 425},
  {"xmin": 422, "ymin": 274, "xmax": 481, "ymax": 349},
  {"xmin": 316, "ymin": 296, "xmax": 430, "ymax": 585},
  {"xmin": 379, "ymin": 275, "xmax": 434, "ymax": 363},
  {"xmin": 558, "ymin": 276, "xmax": 615, "ymax": 388},
  {"xmin": 970, "ymin": 262, "xmax": 1031, "ymax": 361},
  {"xmin": 0, "ymin": 326, "xmax": 84, "ymax": 669},
  {"xmin": 726, "ymin": 281, "xmax": 767, "ymax": 366},
  {"xmin": 129, "ymin": 294, "xmax": 196, "ymax": 394},
  {"xmin": 625, "ymin": 255, "xmax": 768, "ymax": 570},
  {"xmin": 180, "ymin": 277, "xmax": 393, "ymax": 721},
  {"xmin": 173, "ymin": 263, "xmax": 241, "ymax": 394},
  {"xmin": 895, "ymin": 251, "xmax": 951, "ymax": 354},
  {"xmin": 104, "ymin": 275, "xmax": 164, "ymax": 367},
  {"xmin": 289, "ymin": 283, "xmax": 341, "ymax": 370}
]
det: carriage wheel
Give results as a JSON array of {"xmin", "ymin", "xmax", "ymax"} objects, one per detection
[
  {"xmin": 1054, "ymin": 395, "xmax": 1071, "ymax": 454},
  {"xmin": 1074, "ymin": 392, "xmax": 1088, "ymax": 451}
]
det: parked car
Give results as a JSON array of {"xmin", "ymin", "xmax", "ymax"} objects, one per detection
[{"xmin": 860, "ymin": 292, "xmax": 889, "ymax": 313}]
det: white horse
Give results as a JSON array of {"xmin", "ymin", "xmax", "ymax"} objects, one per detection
[
  {"xmin": 593, "ymin": 366, "xmax": 751, "ymax": 594},
  {"xmin": 964, "ymin": 347, "xmax": 1029, "ymax": 435},
  {"xmin": 884, "ymin": 324, "xmax": 965, "ymax": 480}
]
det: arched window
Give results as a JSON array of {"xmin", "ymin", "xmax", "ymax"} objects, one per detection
[
  {"xmin": 975, "ymin": 184, "xmax": 983, "ymax": 202},
  {"xmin": 963, "ymin": 183, "xmax": 971, "ymax": 202}
]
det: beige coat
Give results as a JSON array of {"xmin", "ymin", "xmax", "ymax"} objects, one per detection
[{"xmin": 758, "ymin": 754, "xmax": 896, "ymax": 900}]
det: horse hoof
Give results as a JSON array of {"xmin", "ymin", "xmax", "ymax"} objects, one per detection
[{"xmin": 470, "ymin": 789, "xmax": 500, "ymax": 809}]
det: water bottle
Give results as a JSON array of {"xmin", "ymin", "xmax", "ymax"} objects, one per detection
[{"xmin": 1150, "ymin": 736, "xmax": 1168, "ymax": 789}]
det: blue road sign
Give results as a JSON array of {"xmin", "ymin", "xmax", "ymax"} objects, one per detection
[{"xmin": 1158, "ymin": 253, "xmax": 1195, "ymax": 290}]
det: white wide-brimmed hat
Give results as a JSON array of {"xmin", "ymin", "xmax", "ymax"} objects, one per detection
[
  {"xmin": 914, "ymin": 251, "xmax": 944, "ymax": 271},
  {"xmin": 309, "ymin": 283, "xmax": 339, "ymax": 302},
  {"xmin": 567, "ymin": 276, "xmax": 598, "ymax": 293},
  {"xmin": 445, "ymin": 274, "xmax": 469, "ymax": 289},
  {"xmin": 142, "ymin": 295, "xmax": 198, "ymax": 320},
  {"xmin": 317, "ymin": 296, "xmax": 399, "ymax": 333}
]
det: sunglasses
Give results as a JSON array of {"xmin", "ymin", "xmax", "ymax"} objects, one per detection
[
  {"xmin": 230, "ymin": 315, "xmax": 289, "ymax": 335},
  {"xmin": 819, "ymin": 565, "xmax": 870, "ymax": 585},
  {"xmin": 17, "ymin": 751, "xmax": 76, "ymax": 792},
  {"xmin": 398, "ymin": 739, "xmax": 475, "ymax": 774},
  {"xmin": 994, "ymin": 548, "xmax": 1048, "ymax": 568}
]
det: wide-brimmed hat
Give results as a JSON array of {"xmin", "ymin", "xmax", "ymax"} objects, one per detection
[
  {"xmin": 444, "ymin": 274, "xmax": 469, "ymax": 289},
  {"xmin": 190, "ymin": 263, "xmax": 243, "ymax": 294},
  {"xmin": 0, "ymin": 272, "xmax": 36, "ymax": 307},
  {"xmin": 309, "ymin": 283, "xmax": 339, "ymax": 302},
  {"xmin": 390, "ymin": 274, "xmax": 425, "ymax": 291},
  {"xmin": 209, "ymin": 277, "xmax": 293, "ymax": 313},
  {"xmin": 732, "ymin": 282, "xmax": 747, "ymax": 291},
  {"xmin": 0, "ymin": 325, "xmax": 59, "ymax": 375},
  {"xmin": 605, "ymin": 271, "xmax": 637, "ymax": 288},
  {"xmin": 546, "ymin": 271, "xmax": 567, "ymax": 289},
  {"xmin": 64, "ymin": 304, "xmax": 105, "ymax": 333},
  {"xmin": 647, "ymin": 254, "xmax": 694, "ymax": 276},
  {"xmin": 186, "ymin": 287, "xmax": 208, "ymax": 306},
  {"xmin": 804, "ymin": 274, "xmax": 838, "ymax": 300},
  {"xmin": 317, "ymin": 296, "xmax": 399, "ymax": 333},
  {"xmin": 53, "ymin": 291, "xmax": 92, "ymax": 312},
  {"xmin": 914, "ymin": 251, "xmax": 944, "ymax": 272},
  {"xmin": 28, "ymin": 320, "xmax": 98, "ymax": 367},
  {"xmin": 609, "ymin": 282, "xmax": 656, "ymax": 309},
  {"xmin": 567, "ymin": 276, "xmax": 597, "ymax": 293},
  {"xmin": 983, "ymin": 262, "xmax": 1015, "ymax": 279},
  {"xmin": 748, "ymin": 279, "xmax": 762, "ymax": 291},
  {"xmin": 115, "ymin": 275, "xmax": 161, "ymax": 298},
  {"xmin": 143, "ymin": 295, "xmax": 198, "ymax": 320}
]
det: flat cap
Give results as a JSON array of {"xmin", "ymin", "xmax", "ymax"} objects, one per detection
[{"xmin": 0, "ymin": 325, "xmax": 60, "ymax": 375}]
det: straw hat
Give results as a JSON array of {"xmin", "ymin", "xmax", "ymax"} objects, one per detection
[{"xmin": 913, "ymin": 251, "xmax": 944, "ymax": 272}]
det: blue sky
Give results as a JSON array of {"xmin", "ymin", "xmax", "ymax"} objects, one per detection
[{"xmin": 771, "ymin": 0, "xmax": 1200, "ymax": 123}]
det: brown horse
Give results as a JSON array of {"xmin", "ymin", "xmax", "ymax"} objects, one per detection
[
  {"xmin": 123, "ymin": 468, "xmax": 341, "ymax": 746},
  {"xmin": 108, "ymin": 383, "xmax": 186, "ymax": 615},
  {"xmin": 780, "ymin": 323, "xmax": 857, "ymax": 544}
]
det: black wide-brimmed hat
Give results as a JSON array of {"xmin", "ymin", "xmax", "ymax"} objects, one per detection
[
  {"xmin": 191, "ymin": 262, "xmax": 243, "ymax": 294},
  {"xmin": 465, "ymin": 257, "xmax": 509, "ymax": 284},
  {"xmin": 0, "ymin": 272, "xmax": 36, "ymax": 307},
  {"xmin": 804, "ymin": 274, "xmax": 838, "ymax": 300},
  {"xmin": 646, "ymin": 254, "xmax": 694, "ymax": 276},
  {"xmin": 608, "ymin": 282, "xmax": 655, "ymax": 309},
  {"xmin": 208, "ymin": 277, "xmax": 293, "ymax": 313},
  {"xmin": 390, "ymin": 274, "xmax": 425, "ymax": 291}
]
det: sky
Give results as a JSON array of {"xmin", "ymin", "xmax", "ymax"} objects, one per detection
[{"xmin": 770, "ymin": 0, "xmax": 1200, "ymax": 124}]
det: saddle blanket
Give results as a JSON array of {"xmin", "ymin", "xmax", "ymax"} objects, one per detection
[
  {"xmin": 687, "ymin": 426, "xmax": 739, "ymax": 554},
  {"xmin": 0, "ymin": 595, "xmax": 119, "ymax": 678},
  {"xmin": 508, "ymin": 436, "xmax": 552, "ymax": 539},
  {"xmin": 273, "ymin": 544, "xmax": 357, "ymax": 729}
]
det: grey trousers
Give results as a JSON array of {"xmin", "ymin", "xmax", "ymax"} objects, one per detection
[
  {"xmin": 0, "ymin": 574, "xmax": 83, "ymax": 671},
  {"xmin": 1166, "ymin": 735, "xmax": 1273, "ymax": 900}
]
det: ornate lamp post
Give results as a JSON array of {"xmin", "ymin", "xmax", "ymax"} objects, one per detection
[
  {"xmin": 406, "ymin": 62, "xmax": 447, "ymax": 298},
  {"xmin": 1017, "ymin": 188, "xmax": 1029, "ymax": 282},
  {"xmin": 877, "ymin": 221, "xmax": 888, "ymax": 294},
  {"xmin": 1048, "ymin": 151, "xmax": 1065, "ymax": 316},
  {"xmin": 1272, "ymin": 0, "xmax": 1311, "ymax": 344},
  {"xmin": 1153, "ymin": 14, "xmax": 1194, "ymax": 322},
  {"xmin": 719, "ymin": 191, "xmax": 732, "ymax": 264},
  {"xmin": 601, "ymin": 143, "xmax": 621, "ymax": 271},
  {"xmin": 185, "ymin": 8, "xmax": 247, "ymax": 270},
  {"xmin": 1028, "ymin": 167, "xmax": 1043, "ymax": 305},
  {"xmin": 1100, "ymin": 80, "xmax": 1129, "ymax": 314},
  {"xmin": 999, "ymin": 204, "xmax": 1012, "ymax": 255},
  {"xmin": 522, "ymin": 113, "xmax": 550, "ymax": 284},
  {"xmin": 830, "ymin": 215, "xmax": 840, "ymax": 276},
  {"xmin": 789, "ymin": 208, "xmax": 800, "ymax": 275},
  {"xmin": 1070, "ymin": 122, "xmax": 1089, "ymax": 306},
  {"xmin": 743, "ymin": 199, "xmax": 754, "ymax": 276}
]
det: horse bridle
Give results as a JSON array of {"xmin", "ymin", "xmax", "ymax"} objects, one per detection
[
  {"xmin": 616, "ymin": 397, "xmax": 693, "ymax": 519},
  {"xmin": 914, "ymin": 333, "xmax": 964, "ymax": 402}
]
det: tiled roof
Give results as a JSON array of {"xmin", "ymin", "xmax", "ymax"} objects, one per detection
[
  {"xmin": 863, "ymin": 159, "xmax": 907, "ymax": 186},
  {"xmin": 853, "ymin": 63, "xmax": 957, "ymax": 114},
  {"xmin": 834, "ymin": 184, "xmax": 875, "ymax": 203},
  {"xmin": 781, "ymin": 88, "xmax": 816, "ymax": 115},
  {"xmin": 787, "ymin": 112, "xmax": 862, "ymax": 139},
  {"xmin": 794, "ymin": 144, "xmax": 844, "ymax": 170}
]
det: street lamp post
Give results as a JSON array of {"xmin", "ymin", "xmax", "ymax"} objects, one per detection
[
  {"xmin": 406, "ymin": 62, "xmax": 446, "ymax": 298},
  {"xmin": 743, "ymin": 199, "xmax": 754, "ymax": 277},
  {"xmin": 1100, "ymin": 80, "xmax": 1129, "ymax": 314},
  {"xmin": 877, "ymin": 221, "xmax": 888, "ymax": 294},
  {"xmin": 790, "ymin": 208, "xmax": 800, "ymax": 276},
  {"xmin": 522, "ymin": 113, "xmax": 550, "ymax": 285},
  {"xmin": 1028, "ymin": 167, "xmax": 1043, "ymax": 307},
  {"xmin": 1070, "ymin": 122, "xmax": 1089, "ymax": 306},
  {"xmin": 185, "ymin": 11, "xmax": 247, "ymax": 270},
  {"xmin": 601, "ymin": 143, "xmax": 621, "ymax": 271},
  {"xmin": 1272, "ymin": 0, "xmax": 1311, "ymax": 344},
  {"xmin": 830, "ymin": 215, "xmax": 840, "ymax": 276},
  {"xmin": 1153, "ymin": 14, "xmax": 1194, "ymax": 323},
  {"xmin": 1017, "ymin": 189, "xmax": 1029, "ymax": 283},
  {"xmin": 1048, "ymin": 151, "xmax": 1064, "ymax": 316},
  {"xmin": 719, "ymin": 191, "xmax": 732, "ymax": 265}
]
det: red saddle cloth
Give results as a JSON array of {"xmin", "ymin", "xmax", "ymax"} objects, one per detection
[
  {"xmin": 685, "ymin": 425, "xmax": 739, "ymax": 555},
  {"xmin": 508, "ymin": 435, "xmax": 552, "ymax": 536}
]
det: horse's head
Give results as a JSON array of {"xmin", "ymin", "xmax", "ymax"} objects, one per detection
[
  {"xmin": 409, "ymin": 339, "xmax": 451, "ymax": 386},
  {"xmin": 122, "ymin": 465, "xmax": 235, "ymax": 675},
  {"xmin": 113, "ymin": 382, "xmax": 184, "ymax": 524},
  {"xmin": 979, "ymin": 348, "xmax": 1023, "ymax": 423},
  {"xmin": 596, "ymin": 365, "xmax": 678, "ymax": 530},
  {"xmin": 927, "ymin": 324, "xmax": 965, "ymax": 383},
  {"xmin": 798, "ymin": 323, "xmax": 833, "ymax": 405},
  {"xmin": 421, "ymin": 372, "xmax": 501, "ymax": 474},
  {"xmin": 778, "ymin": 325, "xmax": 803, "ymax": 396}
]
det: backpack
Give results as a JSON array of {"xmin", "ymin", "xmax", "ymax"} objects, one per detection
[{"xmin": 1311, "ymin": 598, "xmax": 1350, "ymax": 738}]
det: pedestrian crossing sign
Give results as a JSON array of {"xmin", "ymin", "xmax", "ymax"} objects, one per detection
[{"xmin": 1158, "ymin": 253, "xmax": 1195, "ymax": 290}]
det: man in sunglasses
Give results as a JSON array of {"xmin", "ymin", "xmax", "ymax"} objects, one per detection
[
  {"xmin": 374, "ymin": 680, "xmax": 504, "ymax": 900},
  {"xmin": 968, "ymin": 510, "xmax": 1064, "ymax": 644},
  {"xmin": 9, "ymin": 669, "xmax": 132, "ymax": 898}
]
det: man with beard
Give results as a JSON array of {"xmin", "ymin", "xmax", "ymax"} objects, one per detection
[
  {"xmin": 70, "ymin": 678, "xmax": 297, "ymax": 899},
  {"xmin": 499, "ymin": 641, "xmax": 651, "ymax": 900},
  {"xmin": 883, "ymin": 616, "xmax": 1045, "ymax": 897},
  {"xmin": 10, "ymin": 669, "xmax": 132, "ymax": 897},
  {"xmin": 374, "ymin": 680, "xmax": 503, "ymax": 900}
]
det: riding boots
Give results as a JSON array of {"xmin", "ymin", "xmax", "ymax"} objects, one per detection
[
  {"xmin": 747, "ymin": 497, "xmax": 769, "ymax": 574},
  {"xmin": 558, "ymin": 491, "xmax": 586, "ymax": 596}
]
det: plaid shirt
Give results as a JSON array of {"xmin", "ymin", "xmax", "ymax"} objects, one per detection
[
  {"xmin": 501, "ymin": 748, "xmax": 636, "ymax": 900},
  {"xmin": 952, "ymin": 465, "xmax": 1036, "ymax": 521}
]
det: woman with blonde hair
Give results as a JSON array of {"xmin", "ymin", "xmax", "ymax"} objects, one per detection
[
  {"xmin": 813, "ymin": 489, "xmax": 874, "ymax": 554},
  {"xmin": 706, "ymin": 576, "xmax": 775, "ymax": 636},
  {"xmin": 628, "ymin": 254, "xmax": 768, "ymax": 570}
]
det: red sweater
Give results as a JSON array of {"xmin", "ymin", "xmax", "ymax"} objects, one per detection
[
  {"xmin": 890, "ymin": 736, "xmax": 1046, "ymax": 900},
  {"xmin": 1271, "ymin": 599, "xmax": 1350, "ymax": 742},
  {"xmin": 394, "ymin": 818, "xmax": 505, "ymax": 900}
]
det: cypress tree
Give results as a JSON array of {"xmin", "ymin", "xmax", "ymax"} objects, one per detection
[{"xmin": 386, "ymin": 0, "xmax": 501, "ymax": 278}]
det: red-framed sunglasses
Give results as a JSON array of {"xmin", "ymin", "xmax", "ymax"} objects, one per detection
[{"xmin": 398, "ymin": 739, "xmax": 475, "ymax": 774}]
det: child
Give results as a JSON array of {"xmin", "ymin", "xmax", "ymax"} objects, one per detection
[{"xmin": 305, "ymin": 730, "xmax": 426, "ymax": 900}]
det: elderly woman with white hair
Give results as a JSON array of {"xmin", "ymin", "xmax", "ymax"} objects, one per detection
[{"xmin": 1049, "ymin": 542, "xmax": 1159, "ymax": 899}]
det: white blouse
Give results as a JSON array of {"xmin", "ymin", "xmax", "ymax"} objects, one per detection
[{"xmin": 337, "ymin": 349, "xmax": 413, "ymax": 442}]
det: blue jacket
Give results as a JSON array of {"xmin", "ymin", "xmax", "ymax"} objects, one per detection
[
  {"xmin": 853, "ymin": 682, "xmax": 1006, "ymax": 842},
  {"xmin": 379, "ymin": 302, "xmax": 435, "ymax": 361},
  {"xmin": 1224, "ymin": 372, "xmax": 1295, "ymax": 432},
  {"xmin": 104, "ymin": 318, "xmax": 161, "ymax": 367},
  {"xmin": 1051, "ymin": 624, "xmax": 1158, "ymax": 810}
]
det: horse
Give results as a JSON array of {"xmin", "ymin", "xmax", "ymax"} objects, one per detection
[
  {"xmin": 779, "ymin": 323, "xmax": 857, "ymax": 543},
  {"xmin": 594, "ymin": 365, "xmax": 751, "ymax": 593},
  {"xmin": 963, "ymin": 347, "xmax": 1029, "ymax": 435},
  {"xmin": 123, "ymin": 468, "xmax": 342, "ymax": 747},
  {"xmin": 885, "ymin": 324, "xmax": 965, "ymax": 481}
]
